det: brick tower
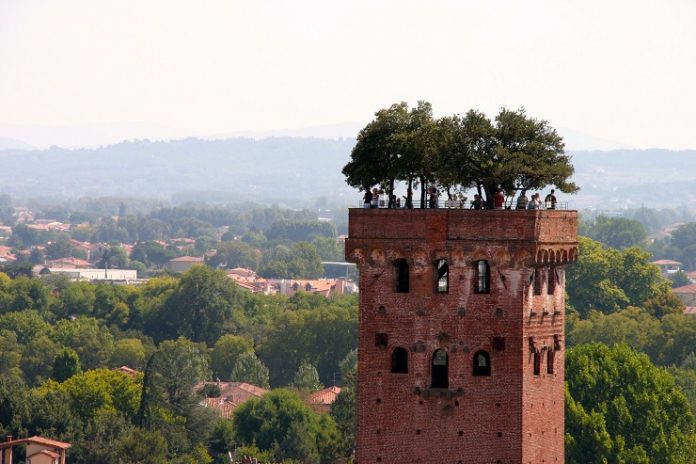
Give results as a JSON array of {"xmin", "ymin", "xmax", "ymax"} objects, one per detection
[{"xmin": 345, "ymin": 208, "xmax": 578, "ymax": 464}]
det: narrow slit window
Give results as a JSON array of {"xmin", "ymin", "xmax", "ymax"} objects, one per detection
[
  {"xmin": 391, "ymin": 347, "xmax": 409, "ymax": 373},
  {"xmin": 547, "ymin": 350, "xmax": 555, "ymax": 374},
  {"xmin": 472, "ymin": 351, "xmax": 491, "ymax": 376},
  {"xmin": 533, "ymin": 351, "xmax": 541, "ymax": 376},
  {"xmin": 431, "ymin": 349, "xmax": 449, "ymax": 388},
  {"xmin": 533, "ymin": 269, "xmax": 542, "ymax": 295},
  {"xmin": 547, "ymin": 268, "xmax": 556, "ymax": 295},
  {"xmin": 394, "ymin": 259, "xmax": 409, "ymax": 293},
  {"xmin": 375, "ymin": 333, "xmax": 388, "ymax": 348},
  {"xmin": 436, "ymin": 259, "xmax": 449, "ymax": 293},
  {"xmin": 475, "ymin": 260, "xmax": 490, "ymax": 294}
]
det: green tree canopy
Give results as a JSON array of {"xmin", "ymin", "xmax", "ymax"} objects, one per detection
[
  {"xmin": 565, "ymin": 343, "xmax": 695, "ymax": 463},
  {"xmin": 233, "ymin": 389, "xmax": 340, "ymax": 464},
  {"xmin": 343, "ymin": 102, "xmax": 577, "ymax": 208},
  {"xmin": 230, "ymin": 353, "xmax": 270, "ymax": 389},
  {"xmin": 52, "ymin": 347, "xmax": 81, "ymax": 382},
  {"xmin": 209, "ymin": 334, "xmax": 254, "ymax": 381},
  {"xmin": 580, "ymin": 216, "xmax": 647, "ymax": 249},
  {"xmin": 152, "ymin": 266, "xmax": 245, "ymax": 345},
  {"xmin": 292, "ymin": 362, "xmax": 323, "ymax": 392},
  {"xmin": 567, "ymin": 237, "xmax": 671, "ymax": 317}
]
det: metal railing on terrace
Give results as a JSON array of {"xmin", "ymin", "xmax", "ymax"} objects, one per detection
[{"xmin": 355, "ymin": 199, "xmax": 570, "ymax": 210}]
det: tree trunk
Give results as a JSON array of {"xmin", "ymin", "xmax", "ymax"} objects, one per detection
[
  {"xmin": 420, "ymin": 176, "xmax": 427, "ymax": 208},
  {"xmin": 388, "ymin": 178, "xmax": 395, "ymax": 208},
  {"xmin": 483, "ymin": 183, "xmax": 497, "ymax": 209},
  {"xmin": 406, "ymin": 177, "xmax": 414, "ymax": 208}
]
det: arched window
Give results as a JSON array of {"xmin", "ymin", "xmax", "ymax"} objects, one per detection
[
  {"xmin": 435, "ymin": 259, "xmax": 448, "ymax": 293},
  {"xmin": 472, "ymin": 350, "xmax": 491, "ymax": 376},
  {"xmin": 475, "ymin": 260, "xmax": 490, "ymax": 294},
  {"xmin": 547, "ymin": 268, "xmax": 556, "ymax": 295},
  {"xmin": 394, "ymin": 259, "xmax": 409, "ymax": 293},
  {"xmin": 431, "ymin": 349, "xmax": 448, "ymax": 388},
  {"xmin": 391, "ymin": 347, "xmax": 409, "ymax": 373}
]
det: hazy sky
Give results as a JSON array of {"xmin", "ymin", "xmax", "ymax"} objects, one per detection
[{"xmin": 1, "ymin": 0, "xmax": 695, "ymax": 149}]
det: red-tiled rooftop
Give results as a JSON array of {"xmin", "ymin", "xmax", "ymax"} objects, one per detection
[
  {"xmin": 673, "ymin": 284, "xmax": 696, "ymax": 294},
  {"xmin": 651, "ymin": 259, "xmax": 683, "ymax": 265},
  {"xmin": 169, "ymin": 256, "xmax": 204, "ymax": 262},
  {"xmin": 0, "ymin": 436, "xmax": 72, "ymax": 449},
  {"xmin": 684, "ymin": 307, "xmax": 696, "ymax": 315},
  {"xmin": 307, "ymin": 386, "xmax": 342, "ymax": 406}
]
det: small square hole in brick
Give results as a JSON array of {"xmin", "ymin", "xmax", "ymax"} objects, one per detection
[
  {"xmin": 376, "ymin": 398, "xmax": 381, "ymax": 403},
  {"xmin": 498, "ymin": 432, "xmax": 503, "ymax": 437},
  {"xmin": 458, "ymin": 431, "xmax": 463, "ymax": 437},
  {"xmin": 416, "ymin": 429, "xmax": 421, "ymax": 435}
]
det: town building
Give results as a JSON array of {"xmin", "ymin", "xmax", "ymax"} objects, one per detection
[
  {"xmin": 165, "ymin": 255, "xmax": 205, "ymax": 273},
  {"xmin": 226, "ymin": 267, "xmax": 357, "ymax": 296},
  {"xmin": 196, "ymin": 382, "xmax": 269, "ymax": 419},
  {"xmin": 306, "ymin": 385, "xmax": 342, "ymax": 413},
  {"xmin": 0, "ymin": 436, "xmax": 71, "ymax": 464},
  {"xmin": 37, "ymin": 267, "xmax": 140, "ymax": 284},
  {"xmin": 673, "ymin": 283, "xmax": 696, "ymax": 307},
  {"xmin": 651, "ymin": 259, "xmax": 682, "ymax": 276},
  {"xmin": 345, "ymin": 208, "xmax": 578, "ymax": 463}
]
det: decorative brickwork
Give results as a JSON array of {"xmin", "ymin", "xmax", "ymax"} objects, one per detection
[{"xmin": 346, "ymin": 209, "xmax": 578, "ymax": 464}]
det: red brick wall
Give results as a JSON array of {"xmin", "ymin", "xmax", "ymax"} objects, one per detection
[{"xmin": 346, "ymin": 209, "xmax": 577, "ymax": 464}]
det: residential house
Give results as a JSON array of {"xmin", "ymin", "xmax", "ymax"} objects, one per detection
[
  {"xmin": 673, "ymin": 283, "xmax": 696, "ymax": 307},
  {"xmin": 0, "ymin": 245, "xmax": 16, "ymax": 263},
  {"xmin": 0, "ymin": 436, "xmax": 71, "ymax": 464},
  {"xmin": 306, "ymin": 385, "xmax": 342, "ymax": 413},
  {"xmin": 166, "ymin": 256, "xmax": 204, "ymax": 273},
  {"xmin": 46, "ymin": 257, "xmax": 92, "ymax": 269},
  {"xmin": 651, "ymin": 259, "xmax": 682, "ymax": 276},
  {"xmin": 197, "ymin": 382, "xmax": 269, "ymax": 418},
  {"xmin": 38, "ymin": 267, "xmax": 139, "ymax": 284}
]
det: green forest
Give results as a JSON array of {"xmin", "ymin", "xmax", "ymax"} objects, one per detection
[{"xmin": 1, "ymin": 188, "xmax": 696, "ymax": 462}]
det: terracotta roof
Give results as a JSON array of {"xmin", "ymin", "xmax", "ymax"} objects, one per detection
[
  {"xmin": 228, "ymin": 267, "xmax": 257, "ymax": 277},
  {"xmin": 673, "ymin": 284, "xmax": 696, "ymax": 294},
  {"xmin": 169, "ymin": 256, "xmax": 204, "ymax": 262},
  {"xmin": 203, "ymin": 397, "xmax": 237, "ymax": 418},
  {"xmin": 651, "ymin": 259, "xmax": 683, "ymax": 265},
  {"xmin": 47, "ymin": 257, "xmax": 92, "ymax": 268},
  {"xmin": 685, "ymin": 307, "xmax": 696, "ymax": 315},
  {"xmin": 113, "ymin": 366, "xmax": 139, "ymax": 376},
  {"xmin": 307, "ymin": 386, "xmax": 342, "ymax": 406},
  {"xmin": 0, "ymin": 436, "xmax": 72, "ymax": 450}
]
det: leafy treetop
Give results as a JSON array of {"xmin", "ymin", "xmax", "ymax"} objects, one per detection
[{"xmin": 343, "ymin": 101, "xmax": 578, "ymax": 208}]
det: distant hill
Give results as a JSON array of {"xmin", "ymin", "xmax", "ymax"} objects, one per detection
[
  {"xmin": 0, "ymin": 137, "xmax": 34, "ymax": 151},
  {"xmin": 0, "ymin": 137, "xmax": 356, "ymax": 206},
  {"xmin": 570, "ymin": 150, "xmax": 696, "ymax": 208},
  {"xmin": 0, "ymin": 138, "xmax": 694, "ymax": 209}
]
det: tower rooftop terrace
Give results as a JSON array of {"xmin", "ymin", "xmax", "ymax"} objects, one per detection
[{"xmin": 347, "ymin": 209, "xmax": 578, "ymax": 244}]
